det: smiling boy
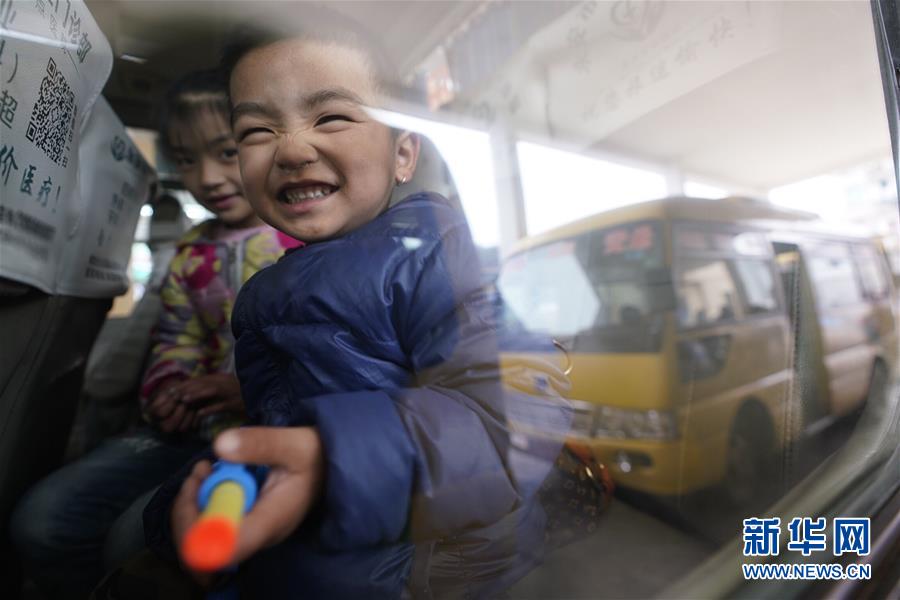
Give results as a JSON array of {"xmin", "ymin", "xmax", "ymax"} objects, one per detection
[{"xmin": 145, "ymin": 28, "xmax": 567, "ymax": 599}]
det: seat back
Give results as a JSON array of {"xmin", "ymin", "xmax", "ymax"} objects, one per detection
[
  {"xmin": 0, "ymin": 288, "xmax": 111, "ymax": 530},
  {"xmin": 75, "ymin": 196, "xmax": 189, "ymax": 451}
]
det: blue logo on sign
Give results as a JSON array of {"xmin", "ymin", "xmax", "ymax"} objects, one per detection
[
  {"xmin": 743, "ymin": 517, "xmax": 781, "ymax": 557},
  {"xmin": 787, "ymin": 517, "xmax": 827, "ymax": 556},
  {"xmin": 833, "ymin": 518, "xmax": 870, "ymax": 556}
]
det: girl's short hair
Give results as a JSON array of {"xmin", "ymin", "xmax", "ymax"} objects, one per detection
[{"xmin": 157, "ymin": 68, "xmax": 231, "ymax": 158}]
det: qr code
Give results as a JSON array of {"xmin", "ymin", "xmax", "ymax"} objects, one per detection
[{"xmin": 25, "ymin": 58, "xmax": 77, "ymax": 167}]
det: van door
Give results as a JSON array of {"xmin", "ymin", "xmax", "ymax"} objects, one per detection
[
  {"xmin": 803, "ymin": 242, "xmax": 876, "ymax": 415},
  {"xmin": 674, "ymin": 226, "xmax": 791, "ymax": 484},
  {"xmin": 773, "ymin": 241, "xmax": 831, "ymax": 427},
  {"xmin": 853, "ymin": 243, "xmax": 897, "ymax": 365}
]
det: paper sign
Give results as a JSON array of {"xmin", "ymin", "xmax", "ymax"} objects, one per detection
[{"xmin": 0, "ymin": 0, "xmax": 154, "ymax": 297}]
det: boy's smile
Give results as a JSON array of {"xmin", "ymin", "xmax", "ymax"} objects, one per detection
[
  {"xmin": 280, "ymin": 179, "xmax": 340, "ymax": 212},
  {"xmin": 230, "ymin": 39, "xmax": 419, "ymax": 243}
]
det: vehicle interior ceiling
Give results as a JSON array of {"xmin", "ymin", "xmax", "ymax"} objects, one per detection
[
  {"xmin": 27, "ymin": 0, "xmax": 899, "ymax": 596},
  {"xmin": 92, "ymin": 1, "xmax": 891, "ymax": 177}
]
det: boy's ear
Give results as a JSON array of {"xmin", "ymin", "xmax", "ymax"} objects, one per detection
[{"xmin": 394, "ymin": 131, "xmax": 420, "ymax": 184}]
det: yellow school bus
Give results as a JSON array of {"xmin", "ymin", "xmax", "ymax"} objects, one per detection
[{"xmin": 498, "ymin": 196, "xmax": 896, "ymax": 501}]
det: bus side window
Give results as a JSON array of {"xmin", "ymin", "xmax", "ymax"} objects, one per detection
[
  {"xmin": 806, "ymin": 244, "xmax": 864, "ymax": 310},
  {"xmin": 675, "ymin": 258, "xmax": 741, "ymax": 328},
  {"xmin": 853, "ymin": 244, "xmax": 890, "ymax": 301},
  {"xmin": 732, "ymin": 259, "xmax": 779, "ymax": 315}
]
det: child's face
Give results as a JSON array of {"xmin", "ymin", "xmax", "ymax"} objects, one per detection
[
  {"xmin": 168, "ymin": 111, "xmax": 259, "ymax": 228},
  {"xmin": 230, "ymin": 39, "xmax": 419, "ymax": 242}
]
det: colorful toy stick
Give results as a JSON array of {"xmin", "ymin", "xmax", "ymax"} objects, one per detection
[{"xmin": 181, "ymin": 461, "xmax": 258, "ymax": 572}]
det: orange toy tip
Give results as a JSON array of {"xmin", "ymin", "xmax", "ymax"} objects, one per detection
[{"xmin": 181, "ymin": 517, "xmax": 238, "ymax": 572}]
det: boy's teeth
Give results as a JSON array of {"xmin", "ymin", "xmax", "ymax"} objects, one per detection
[{"xmin": 284, "ymin": 186, "xmax": 333, "ymax": 203}]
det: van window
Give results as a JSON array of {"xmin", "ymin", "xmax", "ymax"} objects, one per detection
[
  {"xmin": 674, "ymin": 227, "xmax": 770, "ymax": 257},
  {"xmin": 806, "ymin": 244, "xmax": 865, "ymax": 308},
  {"xmin": 500, "ymin": 238, "xmax": 597, "ymax": 339},
  {"xmin": 854, "ymin": 244, "xmax": 890, "ymax": 300},
  {"xmin": 733, "ymin": 259, "xmax": 779, "ymax": 314},
  {"xmin": 675, "ymin": 258, "xmax": 741, "ymax": 328},
  {"xmin": 499, "ymin": 222, "xmax": 665, "ymax": 352}
]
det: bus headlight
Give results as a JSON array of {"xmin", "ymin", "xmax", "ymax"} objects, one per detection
[
  {"xmin": 567, "ymin": 401, "xmax": 678, "ymax": 440},
  {"xmin": 568, "ymin": 404, "xmax": 597, "ymax": 438},
  {"xmin": 594, "ymin": 406, "xmax": 678, "ymax": 440}
]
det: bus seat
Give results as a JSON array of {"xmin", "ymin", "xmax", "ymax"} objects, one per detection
[
  {"xmin": 73, "ymin": 196, "xmax": 190, "ymax": 454},
  {"xmin": 0, "ymin": 286, "xmax": 111, "ymax": 566},
  {"xmin": 390, "ymin": 135, "xmax": 460, "ymax": 208},
  {"xmin": 0, "ymin": 279, "xmax": 33, "ymax": 298}
]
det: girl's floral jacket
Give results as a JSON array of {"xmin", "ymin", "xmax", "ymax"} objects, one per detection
[{"xmin": 139, "ymin": 220, "xmax": 300, "ymax": 409}]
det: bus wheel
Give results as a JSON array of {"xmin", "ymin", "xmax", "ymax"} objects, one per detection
[{"xmin": 724, "ymin": 411, "xmax": 774, "ymax": 508}]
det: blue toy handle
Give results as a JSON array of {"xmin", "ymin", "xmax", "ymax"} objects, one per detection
[{"xmin": 197, "ymin": 461, "xmax": 258, "ymax": 513}]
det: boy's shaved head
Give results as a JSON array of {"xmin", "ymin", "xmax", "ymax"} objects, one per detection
[
  {"xmin": 227, "ymin": 32, "xmax": 421, "ymax": 243},
  {"xmin": 220, "ymin": 11, "xmax": 401, "ymax": 108}
]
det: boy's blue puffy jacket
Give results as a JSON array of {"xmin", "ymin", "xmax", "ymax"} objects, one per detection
[{"xmin": 144, "ymin": 193, "xmax": 569, "ymax": 598}]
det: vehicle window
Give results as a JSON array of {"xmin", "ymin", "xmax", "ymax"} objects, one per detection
[
  {"xmin": 675, "ymin": 258, "xmax": 741, "ymax": 328},
  {"xmin": 6, "ymin": 1, "xmax": 899, "ymax": 599},
  {"xmin": 517, "ymin": 142, "xmax": 667, "ymax": 235},
  {"xmin": 500, "ymin": 238, "xmax": 597, "ymax": 339},
  {"xmin": 854, "ymin": 244, "xmax": 890, "ymax": 300},
  {"xmin": 499, "ymin": 222, "xmax": 666, "ymax": 352},
  {"xmin": 806, "ymin": 244, "xmax": 865, "ymax": 309},
  {"xmin": 675, "ymin": 227, "xmax": 770, "ymax": 257},
  {"xmin": 733, "ymin": 259, "xmax": 779, "ymax": 314},
  {"xmin": 106, "ymin": 242, "xmax": 152, "ymax": 319}
]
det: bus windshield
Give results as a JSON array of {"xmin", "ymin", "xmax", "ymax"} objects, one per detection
[{"xmin": 499, "ymin": 221, "xmax": 669, "ymax": 353}]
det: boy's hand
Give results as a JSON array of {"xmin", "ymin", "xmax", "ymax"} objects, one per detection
[
  {"xmin": 175, "ymin": 374, "xmax": 245, "ymax": 418},
  {"xmin": 172, "ymin": 459, "xmax": 215, "ymax": 586},
  {"xmin": 172, "ymin": 427, "xmax": 325, "ymax": 571}
]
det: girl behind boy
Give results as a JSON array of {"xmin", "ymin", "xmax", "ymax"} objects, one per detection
[
  {"xmin": 10, "ymin": 69, "xmax": 298, "ymax": 599},
  {"xmin": 145, "ymin": 24, "xmax": 568, "ymax": 600}
]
